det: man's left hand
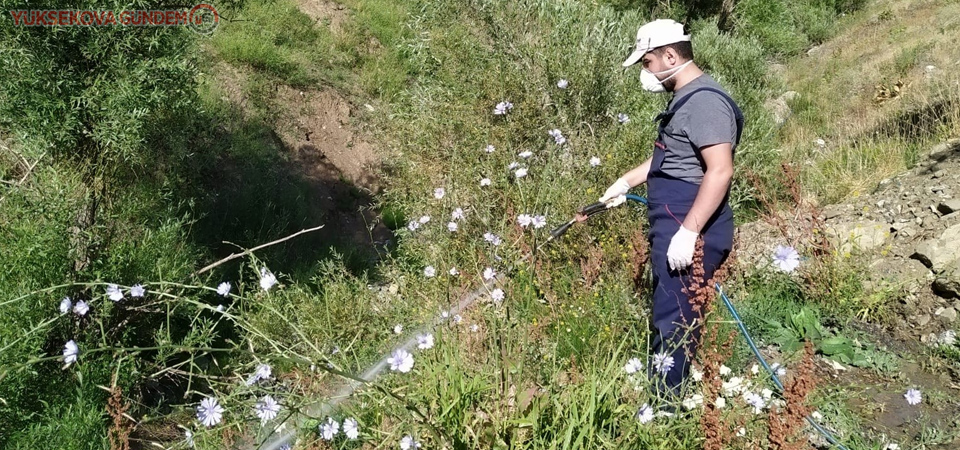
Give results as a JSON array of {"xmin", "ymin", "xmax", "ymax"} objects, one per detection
[{"xmin": 667, "ymin": 225, "xmax": 698, "ymax": 271}]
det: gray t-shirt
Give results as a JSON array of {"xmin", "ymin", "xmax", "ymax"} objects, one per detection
[{"xmin": 658, "ymin": 74, "xmax": 739, "ymax": 184}]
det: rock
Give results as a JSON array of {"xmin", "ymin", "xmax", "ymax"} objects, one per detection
[
  {"xmin": 915, "ymin": 314, "xmax": 932, "ymax": 327},
  {"xmin": 937, "ymin": 199, "xmax": 960, "ymax": 215},
  {"xmin": 932, "ymin": 261, "xmax": 960, "ymax": 298},
  {"xmin": 868, "ymin": 258, "xmax": 933, "ymax": 294},
  {"xmin": 937, "ymin": 307, "xmax": 958, "ymax": 322},
  {"xmin": 911, "ymin": 224, "xmax": 960, "ymax": 270},
  {"xmin": 765, "ymin": 98, "xmax": 791, "ymax": 126},
  {"xmin": 781, "ymin": 91, "xmax": 800, "ymax": 102},
  {"xmin": 825, "ymin": 221, "xmax": 891, "ymax": 254},
  {"xmin": 928, "ymin": 138, "xmax": 960, "ymax": 160}
]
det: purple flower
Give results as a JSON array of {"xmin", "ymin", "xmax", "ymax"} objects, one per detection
[
  {"xmin": 652, "ymin": 352, "xmax": 675, "ymax": 374},
  {"xmin": 904, "ymin": 388, "xmax": 922, "ymax": 405},
  {"xmin": 772, "ymin": 245, "xmax": 801, "ymax": 273}
]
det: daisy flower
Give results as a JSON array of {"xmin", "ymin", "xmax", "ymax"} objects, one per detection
[
  {"xmin": 254, "ymin": 395, "xmax": 280, "ymax": 423},
  {"xmin": 216, "ymin": 281, "xmax": 231, "ymax": 296},
  {"xmin": 259, "ymin": 268, "xmax": 277, "ymax": 291},
  {"xmin": 417, "ymin": 333, "xmax": 435, "ymax": 350},
  {"xmin": 388, "ymin": 349, "xmax": 414, "ymax": 373},
  {"xmin": 772, "ymin": 245, "xmax": 801, "ymax": 273},
  {"xmin": 63, "ymin": 340, "xmax": 79, "ymax": 365},
  {"xmin": 197, "ymin": 397, "xmax": 224, "ymax": 427}
]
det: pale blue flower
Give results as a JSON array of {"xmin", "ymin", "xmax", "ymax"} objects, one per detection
[
  {"xmin": 400, "ymin": 435, "xmax": 421, "ymax": 449},
  {"xmin": 417, "ymin": 333, "xmax": 434, "ymax": 349},
  {"xmin": 320, "ymin": 417, "xmax": 339, "ymax": 440},
  {"xmin": 197, "ymin": 397, "xmax": 224, "ymax": 427},
  {"xmin": 246, "ymin": 363, "xmax": 272, "ymax": 385},
  {"xmin": 480, "ymin": 178, "xmax": 491, "ymax": 187},
  {"xmin": 484, "ymin": 144, "xmax": 495, "ymax": 153},
  {"xmin": 636, "ymin": 404, "xmax": 654, "ymax": 424},
  {"xmin": 590, "ymin": 156, "xmax": 601, "ymax": 167},
  {"xmin": 451, "ymin": 208, "xmax": 465, "ymax": 221},
  {"xmin": 59, "ymin": 297, "xmax": 72, "ymax": 314},
  {"xmin": 515, "ymin": 167, "xmax": 528, "ymax": 178},
  {"xmin": 63, "ymin": 340, "xmax": 79, "ymax": 365},
  {"xmin": 130, "ymin": 284, "xmax": 145, "ymax": 298},
  {"xmin": 483, "ymin": 232, "xmax": 501, "ymax": 246},
  {"xmin": 434, "ymin": 187, "xmax": 445, "ymax": 199},
  {"xmin": 424, "ymin": 266, "xmax": 436, "ymax": 277},
  {"xmin": 259, "ymin": 268, "xmax": 277, "ymax": 291},
  {"xmin": 493, "ymin": 101, "xmax": 513, "ymax": 115},
  {"xmin": 517, "ymin": 214, "xmax": 533, "ymax": 228},
  {"xmin": 216, "ymin": 281, "xmax": 231, "ymax": 297},
  {"xmin": 447, "ymin": 221, "xmax": 458, "ymax": 232},
  {"xmin": 490, "ymin": 288, "xmax": 504, "ymax": 303},
  {"xmin": 532, "ymin": 215, "xmax": 547, "ymax": 229},
  {"xmin": 904, "ymin": 388, "xmax": 922, "ymax": 405},
  {"xmin": 483, "ymin": 267, "xmax": 496, "ymax": 280},
  {"xmin": 254, "ymin": 395, "xmax": 280, "ymax": 423},
  {"xmin": 407, "ymin": 220, "xmax": 421, "ymax": 232},
  {"xmin": 518, "ymin": 150, "xmax": 533, "ymax": 159},
  {"xmin": 624, "ymin": 358, "xmax": 643, "ymax": 374},
  {"xmin": 106, "ymin": 284, "xmax": 124, "ymax": 302},
  {"xmin": 73, "ymin": 300, "xmax": 89, "ymax": 316},
  {"xmin": 653, "ymin": 352, "xmax": 674, "ymax": 374},
  {"xmin": 772, "ymin": 245, "xmax": 801, "ymax": 273},
  {"xmin": 547, "ymin": 129, "xmax": 566, "ymax": 145},
  {"xmin": 388, "ymin": 349, "xmax": 414, "ymax": 373},
  {"xmin": 343, "ymin": 417, "xmax": 359, "ymax": 439}
]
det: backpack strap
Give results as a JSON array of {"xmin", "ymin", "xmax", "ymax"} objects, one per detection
[{"xmin": 654, "ymin": 87, "xmax": 745, "ymax": 146}]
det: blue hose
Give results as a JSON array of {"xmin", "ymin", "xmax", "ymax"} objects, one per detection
[{"xmin": 624, "ymin": 195, "xmax": 850, "ymax": 450}]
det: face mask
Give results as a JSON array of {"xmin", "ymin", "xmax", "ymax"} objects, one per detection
[{"xmin": 640, "ymin": 60, "xmax": 693, "ymax": 93}]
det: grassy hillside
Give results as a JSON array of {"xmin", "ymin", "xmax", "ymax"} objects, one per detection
[{"xmin": 2, "ymin": 0, "xmax": 959, "ymax": 448}]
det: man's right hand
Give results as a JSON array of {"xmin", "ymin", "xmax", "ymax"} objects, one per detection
[{"xmin": 599, "ymin": 177, "xmax": 631, "ymax": 208}]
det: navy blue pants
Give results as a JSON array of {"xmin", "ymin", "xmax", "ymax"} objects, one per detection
[{"xmin": 646, "ymin": 179, "xmax": 733, "ymax": 400}]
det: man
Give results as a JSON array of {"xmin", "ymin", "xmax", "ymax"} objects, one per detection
[{"xmin": 599, "ymin": 19, "xmax": 743, "ymax": 405}]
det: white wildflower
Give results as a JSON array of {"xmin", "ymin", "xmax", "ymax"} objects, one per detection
[
  {"xmin": 653, "ymin": 352, "xmax": 675, "ymax": 374},
  {"xmin": 63, "ymin": 340, "xmax": 79, "ymax": 365},
  {"xmin": 548, "ymin": 129, "xmax": 566, "ymax": 145},
  {"xmin": 772, "ymin": 245, "xmax": 801, "ymax": 273},
  {"xmin": 388, "ymin": 349, "xmax": 414, "ymax": 373},
  {"xmin": 418, "ymin": 215, "xmax": 431, "ymax": 224},
  {"xmin": 514, "ymin": 167, "xmax": 528, "ymax": 178},
  {"xmin": 751, "ymin": 364, "xmax": 759, "ymax": 375},
  {"xmin": 259, "ymin": 268, "xmax": 277, "ymax": 291},
  {"xmin": 73, "ymin": 300, "xmax": 89, "ymax": 316},
  {"xmin": 470, "ymin": 323, "xmax": 480, "ymax": 332},
  {"xmin": 690, "ymin": 366, "xmax": 703, "ymax": 382},
  {"xmin": 424, "ymin": 266, "xmax": 436, "ymax": 277},
  {"xmin": 557, "ymin": 79, "xmax": 569, "ymax": 89},
  {"xmin": 517, "ymin": 214, "xmax": 533, "ymax": 228},
  {"xmin": 518, "ymin": 150, "xmax": 533, "ymax": 159},
  {"xmin": 400, "ymin": 435, "xmax": 421, "ymax": 449},
  {"xmin": 624, "ymin": 358, "xmax": 643, "ymax": 374},
  {"xmin": 451, "ymin": 208, "xmax": 465, "ymax": 221},
  {"xmin": 394, "ymin": 324, "xmax": 403, "ymax": 334},
  {"xmin": 904, "ymin": 388, "xmax": 922, "ymax": 405},
  {"xmin": 106, "ymin": 284, "xmax": 124, "ymax": 302},
  {"xmin": 216, "ymin": 281, "xmax": 231, "ymax": 296},
  {"xmin": 483, "ymin": 232, "xmax": 502, "ymax": 246},
  {"xmin": 130, "ymin": 284, "xmax": 145, "ymax": 298},
  {"xmin": 480, "ymin": 178, "xmax": 492, "ymax": 187},
  {"xmin": 719, "ymin": 365, "xmax": 732, "ymax": 377},
  {"xmin": 507, "ymin": 161, "xmax": 519, "ymax": 170},
  {"xmin": 343, "ymin": 417, "xmax": 359, "ymax": 440},
  {"xmin": 447, "ymin": 221, "xmax": 458, "ymax": 232},
  {"xmin": 254, "ymin": 395, "xmax": 280, "ymax": 423},
  {"xmin": 407, "ymin": 220, "xmax": 421, "ymax": 232},
  {"xmin": 618, "ymin": 113, "xmax": 630, "ymax": 124},
  {"xmin": 589, "ymin": 156, "xmax": 601, "ymax": 167},
  {"xmin": 197, "ymin": 397, "xmax": 224, "ymax": 427},
  {"xmin": 683, "ymin": 394, "xmax": 704, "ymax": 411},
  {"xmin": 490, "ymin": 288, "xmax": 504, "ymax": 303},
  {"xmin": 453, "ymin": 314, "xmax": 463, "ymax": 324},
  {"xmin": 531, "ymin": 215, "xmax": 547, "ymax": 229},
  {"xmin": 434, "ymin": 187, "xmax": 445, "ymax": 199},
  {"xmin": 449, "ymin": 267, "xmax": 459, "ymax": 276},
  {"xmin": 246, "ymin": 363, "xmax": 272, "ymax": 385},
  {"xmin": 59, "ymin": 297, "xmax": 72, "ymax": 314},
  {"xmin": 319, "ymin": 417, "xmax": 339, "ymax": 440},
  {"xmin": 483, "ymin": 267, "xmax": 496, "ymax": 280},
  {"xmin": 417, "ymin": 333, "xmax": 435, "ymax": 350},
  {"xmin": 715, "ymin": 396, "xmax": 727, "ymax": 409},
  {"xmin": 636, "ymin": 404, "xmax": 654, "ymax": 424},
  {"xmin": 484, "ymin": 144, "xmax": 495, "ymax": 153}
]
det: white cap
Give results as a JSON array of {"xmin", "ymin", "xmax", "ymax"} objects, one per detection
[{"xmin": 622, "ymin": 19, "xmax": 690, "ymax": 67}]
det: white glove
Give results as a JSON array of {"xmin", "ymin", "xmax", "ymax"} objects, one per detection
[
  {"xmin": 599, "ymin": 177, "xmax": 630, "ymax": 208},
  {"xmin": 667, "ymin": 225, "xmax": 698, "ymax": 271}
]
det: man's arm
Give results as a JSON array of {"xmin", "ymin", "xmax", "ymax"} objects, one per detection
[
  {"xmin": 681, "ymin": 143, "xmax": 733, "ymax": 233},
  {"xmin": 622, "ymin": 156, "xmax": 653, "ymax": 187}
]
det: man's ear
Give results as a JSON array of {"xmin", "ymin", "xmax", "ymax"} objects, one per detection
[{"xmin": 664, "ymin": 46, "xmax": 679, "ymax": 65}]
